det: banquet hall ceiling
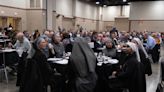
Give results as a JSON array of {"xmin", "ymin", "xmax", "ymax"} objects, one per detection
[{"xmin": 79, "ymin": 0, "xmax": 160, "ymax": 6}]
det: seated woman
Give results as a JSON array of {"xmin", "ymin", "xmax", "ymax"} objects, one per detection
[
  {"xmin": 111, "ymin": 42, "xmax": 146, "ymax": 92},
  {"xmin": 51, "ymin": 34, "xmax": 65, "ymax": 58},
  {"xmin": 68, "ymin": 37, "xmax": 97, "ymax": 92},
  {"xmin": 102, "ymin": 38, "xmax": 117, "ymax": 58},
  {"xmin": 20, "ymin": 37, "xmax": 55, "ymax": 92}
]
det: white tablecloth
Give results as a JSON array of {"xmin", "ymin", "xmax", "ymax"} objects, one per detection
[
  {"xmin": 97, "ymin": 56, "xmax": 119, "ymax": 66},
  {"xmin": 0, "ymin": 49, "xmax": 16, "ymax": 53}
]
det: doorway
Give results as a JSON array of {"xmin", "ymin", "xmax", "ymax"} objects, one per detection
[{"xmin": 0, "ymin": 16, "xmax": 21, "ymax": 31}]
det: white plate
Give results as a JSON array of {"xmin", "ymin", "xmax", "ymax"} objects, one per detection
[
  {"xmin": 97, "ymin": 62, "xmax": 103, "ymax": 66},
  {"xmin": 107, "ymin": 59, "xmax": 119, "ymax": 64},
  {"xmin": 48, "ymin": 59, "xmax": 68, "ymax": 65},
  {"xmin": 65, "ymin": 57, "xmax": 69, "ymax": 60},
  {"xmin": 47, "ymin": 58, "xmax": 63, "ymax": 61},
  {"xmin": 54, "ymin": 59, "xmax": 68, "ymax": 64}
]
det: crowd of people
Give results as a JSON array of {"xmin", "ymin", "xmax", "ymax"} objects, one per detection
[{"xmin": 0, "ymin": 27, "xmax": 164, "ymax": 92}]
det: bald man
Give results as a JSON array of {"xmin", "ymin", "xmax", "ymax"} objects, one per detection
[
  {"xmin": 14, "ymin": 32, "xmax": 31, "ymax": 55},
  {"xmin": 13, "ymin": 32, "xmax": 32, "ymax": 86}
]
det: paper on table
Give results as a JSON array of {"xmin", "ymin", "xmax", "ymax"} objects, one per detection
[
  {"xmin": 107, "ymin": 59, "xmax": 119, "ymax": 64},
  {"xmin": 55, "ymin": 59, "xmax": 68, "ymax": 64}
]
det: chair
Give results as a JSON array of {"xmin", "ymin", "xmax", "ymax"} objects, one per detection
[
  {"xmin": 0, "ymin": 64, "xmax": 8, "ymax": 83},
  {"xmin": 0, "ymin": 52, "xmax": 8, "ymax": 84},
  {"xmin": 160, "ymin": 61, "xmax": 164, "ymax": 81}
]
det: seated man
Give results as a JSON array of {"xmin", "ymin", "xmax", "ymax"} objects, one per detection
[
  {"xmin": 9, "ymin": 32, "xmax": 32, "ymax": 86},
  {"xmin": 13, "ymin": 32, "xmax": 31, "ymax": 57}
]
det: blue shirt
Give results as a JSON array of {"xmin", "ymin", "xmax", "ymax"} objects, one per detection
[{"xmin": 146, "ymin": 36, "xmax": 156, "ymax": 50}]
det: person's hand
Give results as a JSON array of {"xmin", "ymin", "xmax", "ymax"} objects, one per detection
[
  {"xmin": 112, "ymin": 71, "xmax": 117, "ymax": 76},
  {"xmin": 120, "ymin": 65, "xmax": 122, "ymax": 69},
  {"xmin": 48, "ymin": 43, "xmax": 55, "ymax": 54},
  {"xmin": 48, "ymin": 43, "xmax": 53, "ymax": 49},
  {"xmin": 109, "ymin": 71, "xmax": 117, "ymax": 79}
]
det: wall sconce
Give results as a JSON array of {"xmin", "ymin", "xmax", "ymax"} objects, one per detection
[
  {"xmin": 14, "ymin": 12, "xmax": 18, "ymax": 15},
  {"xmin": 1, "ymin": 11, "xmax": 5, "ymax": 14}
]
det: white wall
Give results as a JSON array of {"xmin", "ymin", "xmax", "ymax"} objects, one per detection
[
  {"xmin": 54, "ymin": 0, "xmax": 99, "ymax": 19},
  {"xmin": 0, "ymin": 0, "xmax": 26, "ymax": 8},
  {"xmin": 130, "ymin": 1, "xmax": 164, "ymax": 20},
  {"xmin": 122, "ymin": 5, "xmax": 130, "ymax": 17},
  {"xmin": 55, "ymin": 0, "xmax": 73, "ymax": 18},
  {"xmin": 0, "ymin": 0, "xmax": 132, "ymax": 32},
  {"xmin": 53, "ymin": 0, "xmax": 99, "ymax": 31},
  {"xmin": 42, "ymin": 0, "xmax": 47, "ymax": 9},
  {"xmin": 102, "ymin": 6, "xmax": 121, "ymax": 21},
  {"xmin": 75, "ymin": 0, "xmax": 98, "ymax": 20},
  {"xmin": 129, "ymin": 1, "xmax": 164, "ymax": 32},
  {"xmin": 26, "ymin": 10, "xmax": 46, "ymax": 32},
  {"xmin": 26, "ymin": 0, "xmax": 30, "ymax": 9},
  {"xmin": 0, "ymin": 0, "xmax": 44, "ymax": 9},
  {"xmin": 130, "ymin": 20, "xmax": 164, "ymax": 32},
  {"xmin": 47, "ymin": 0, "xmax": 53, "ymax": 30}
]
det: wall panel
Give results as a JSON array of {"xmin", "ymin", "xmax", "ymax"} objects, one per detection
[
  {"xmin": 0, "ymin": 0, "xmax": 26, "ymax": 8},
  {"xmin": 75, "ymin": 17, "xmax": 97, "ymax": 31},
  {"xmin": 130, "ymin": 20, "xmax": 164, "ymax": 32},
  {"xmin": 130, "ymin": 1, "xmax": 164, "ymax": 20},
  {"xmin": 26, "ymin": 10, "xmax": 46, "ymax": 32}
]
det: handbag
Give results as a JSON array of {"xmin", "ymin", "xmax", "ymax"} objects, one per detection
[
  {"xmin": 145, "ymin": 58, "xmax": 152, "ymax": 76},
  {"xmin": 156, "ymin": 62, "xmax": 164, "ymax": 92}
]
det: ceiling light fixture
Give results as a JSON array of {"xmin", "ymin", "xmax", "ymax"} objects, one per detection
[
  {"xmin": 103, "ymin": 5, "xmax": 107, "ymax": 7},
  {"xmin": 96, "ymin": 1, "xmax": 100, "ymax": 5},
  {"xmin": 123, "ymin": 0, "xmax": 127, "ymax": 2}
]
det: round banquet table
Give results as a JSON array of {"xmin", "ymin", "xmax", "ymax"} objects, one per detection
[{"xmin": 0, "ymin": 48, "xmax": 19, "ymax": 66}]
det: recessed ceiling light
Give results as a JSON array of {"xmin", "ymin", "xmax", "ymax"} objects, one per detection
[
  {"xmin": 123, "ymin": 0, "xmax": 127, "ymax": 2},
  {"xmin": 96, "ymin": 1, "xmax": 100, "ymax": 5},
  {"xmin": 103, "ymin": 5, "xmax": 107, "ymax": 7}
]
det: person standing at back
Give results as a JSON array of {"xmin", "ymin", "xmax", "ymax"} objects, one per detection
[
  {"xmin": 143, "ymin": 32, "xmax": 158, "ymax": 63},
  {"xmin": 68, "ymin": 37, "xmax": 97, "ymax": 92}
]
